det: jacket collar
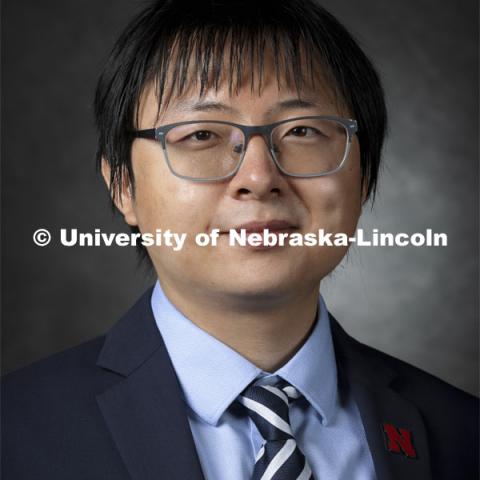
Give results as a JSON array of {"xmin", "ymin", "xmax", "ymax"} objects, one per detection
[
  {"xmin": 329, "ymin": 314, "xmax": 397, "ymax": 387},
  {"xmin": 96, "ymin": 286, "xmax": 161, "ymax": 376}
]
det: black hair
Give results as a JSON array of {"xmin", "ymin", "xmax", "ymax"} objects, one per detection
[{"xmin": 94, "ymin": 0, "xmax": 387, "ymax": 264}]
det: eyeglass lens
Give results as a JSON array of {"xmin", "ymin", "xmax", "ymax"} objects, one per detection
[{"xmin": 164, "ymin": 118, "xmax": 349, "ymax": 179}]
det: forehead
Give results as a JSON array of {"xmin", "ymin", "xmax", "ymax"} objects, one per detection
[{"xmin": 138, "ymin": 48, "xmax": 346, "ymax": 124}]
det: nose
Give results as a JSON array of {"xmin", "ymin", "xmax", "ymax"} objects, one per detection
[{"xmin": 226, "ymin": 134, "xmax": 285, "ymax": 200}]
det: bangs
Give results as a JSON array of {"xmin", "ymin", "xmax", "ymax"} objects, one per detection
[
  {"xmin": 139, "ymin": 19, "xmax": 338, "ymax": 123},
  {"xmin": 152, "ymin": 27, "xmax": 321, "ymax": 100}
]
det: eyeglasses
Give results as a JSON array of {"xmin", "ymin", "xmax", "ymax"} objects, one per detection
[{"xmin": 133, "ymin": 116, "xmax": 358, "ymax": 182}]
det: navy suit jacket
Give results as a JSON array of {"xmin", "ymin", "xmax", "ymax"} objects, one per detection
[{"xmin": 2, "ymin": 287, "xmax": 478, "ymax": 479}]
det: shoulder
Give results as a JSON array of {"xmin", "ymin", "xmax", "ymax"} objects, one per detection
[
  {"xmin": 2, "ymin": 286, "xmax": 156, "ymax": 399},
  {"xmin": 356, "ymin": 336, "xmax": 477, "ymax": 412},
  {"xmin": 330, "ymin": 315, "xmax": 478, "ymax": 409},
  {"xmin": 332, "ymin": 318, "xmax": 478, "ymax": 471},
  {"xmin": 3, "ymin": 336, "xmax": 108, "ymax": 393},
  {"xmin": 330, "ymin": 315, "xmax": 478, "ymax": 430},
  {"xmin": 1, "ymin": 337, "xmax": 131, "ymax": 479},
  {"xmin": 1, "ymin": 336, "xmax": 116, "ymax": 424}
]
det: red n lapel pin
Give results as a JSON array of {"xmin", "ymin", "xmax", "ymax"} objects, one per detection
[{"xmin": 382, "ymin": 422, "xmax": 418, "ymax": 459}]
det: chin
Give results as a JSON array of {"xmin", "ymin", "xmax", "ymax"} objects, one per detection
[{"xmin": 212, "ymin": 268, "xmax": 307, "ymax": 305}]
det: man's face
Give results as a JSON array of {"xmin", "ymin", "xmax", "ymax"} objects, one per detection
[{"xmin": 117, "ymin": 69, "xmax": 363, "ymax": 306}]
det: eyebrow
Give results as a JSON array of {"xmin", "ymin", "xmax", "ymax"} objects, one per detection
[
  {"xmin": 187, "ymin": 101, "xmax": 239, "ymax": 114},
  {"xmin": 174, "ymin": 97, "xmax": 323, "ymax": 116},
  {"xmin": 265, "ymin": 98, "xmax": 321, "ymax": 116}
]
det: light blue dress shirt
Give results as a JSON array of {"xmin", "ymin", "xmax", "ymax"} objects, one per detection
[{"xmin": 151, "ymin": 281, "xmax": 376, "ymax": 480}]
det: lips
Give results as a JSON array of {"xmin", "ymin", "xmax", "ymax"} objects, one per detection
[
  {"xmin": 216, "ymin": 219, "xmax": 298, "ymax": 250},
  {"xmin": 232, "ymin": 220, "xmax": 297, "ymax": 233}
]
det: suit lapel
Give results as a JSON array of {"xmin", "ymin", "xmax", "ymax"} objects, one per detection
[
  {"xmin": 330, "ymin": 315, "xmax": 433, "ymax": 480},
  {"xmin": 95, "ymin": 288, "xmax": 205, "ymax": 480}
]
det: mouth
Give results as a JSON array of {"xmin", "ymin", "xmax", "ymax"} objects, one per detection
[
  {"xmin": 232, "ymin": 220, "xmax": 297, "ymax": 234},
  {"xmin": 218, "ymin": 220, "xmax": 298, "ymax": 250},
  {"xmin": 223, "ymin": 219, "xmax": 298, "ymax": 235}
]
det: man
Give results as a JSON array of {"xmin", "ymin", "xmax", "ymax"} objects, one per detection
[{"xmin": 2, "ymin": 0, "xmax": 478, "ymax": 479}]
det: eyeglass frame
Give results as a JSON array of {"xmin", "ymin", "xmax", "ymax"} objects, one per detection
[{"xmin": 132, "ymin": 115, "xmax": 358, "ymax": 182}]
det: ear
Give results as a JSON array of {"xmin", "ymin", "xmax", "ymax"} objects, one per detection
[{"xmin": 101, "ymin": 159, "xmax": 139, "ymax": 227}]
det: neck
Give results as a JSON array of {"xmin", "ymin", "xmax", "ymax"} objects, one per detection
[{"xmin": 158, "ymin": 280, "xmax": 320, "ymax": 372}]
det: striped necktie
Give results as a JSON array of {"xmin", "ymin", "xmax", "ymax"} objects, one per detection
[{"xmin": 237, "ymin": 378, "xmax": 314, "ymax": 480}]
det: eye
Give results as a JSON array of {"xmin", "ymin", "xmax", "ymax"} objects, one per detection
[
  {"xmin": 190, "ymin": 130, "xmax": 214, "ymax": 141},
  {"xmin": 287, "ymin": 126, "xmax": 321, "ymax": 137}
]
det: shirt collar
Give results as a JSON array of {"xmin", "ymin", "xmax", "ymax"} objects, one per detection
[{"xmin": 151, "ymin": 280, "xmax": 338, "ymax": 426}]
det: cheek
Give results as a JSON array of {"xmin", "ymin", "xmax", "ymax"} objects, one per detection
[
  {"xmin": 131, "ymin": 142, "xmax": 220, "ymax": 233},
  {"xmin": 305, "ymin": 154, "xmax": 362, "ymax": 234}
]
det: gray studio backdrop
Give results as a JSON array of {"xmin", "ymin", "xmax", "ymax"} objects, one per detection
[{"xmin": 2, "ymin": 0, "xmax": 478, "ymax": 395}]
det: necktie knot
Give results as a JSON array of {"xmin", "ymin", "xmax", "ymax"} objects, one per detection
[
  {"xmin": 237, "ymin": 379, "xmax": 301, "ymax": 441},
  {"xmin": 236, "ymin": 378, "xmax": 314, "ymax": 479}
]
